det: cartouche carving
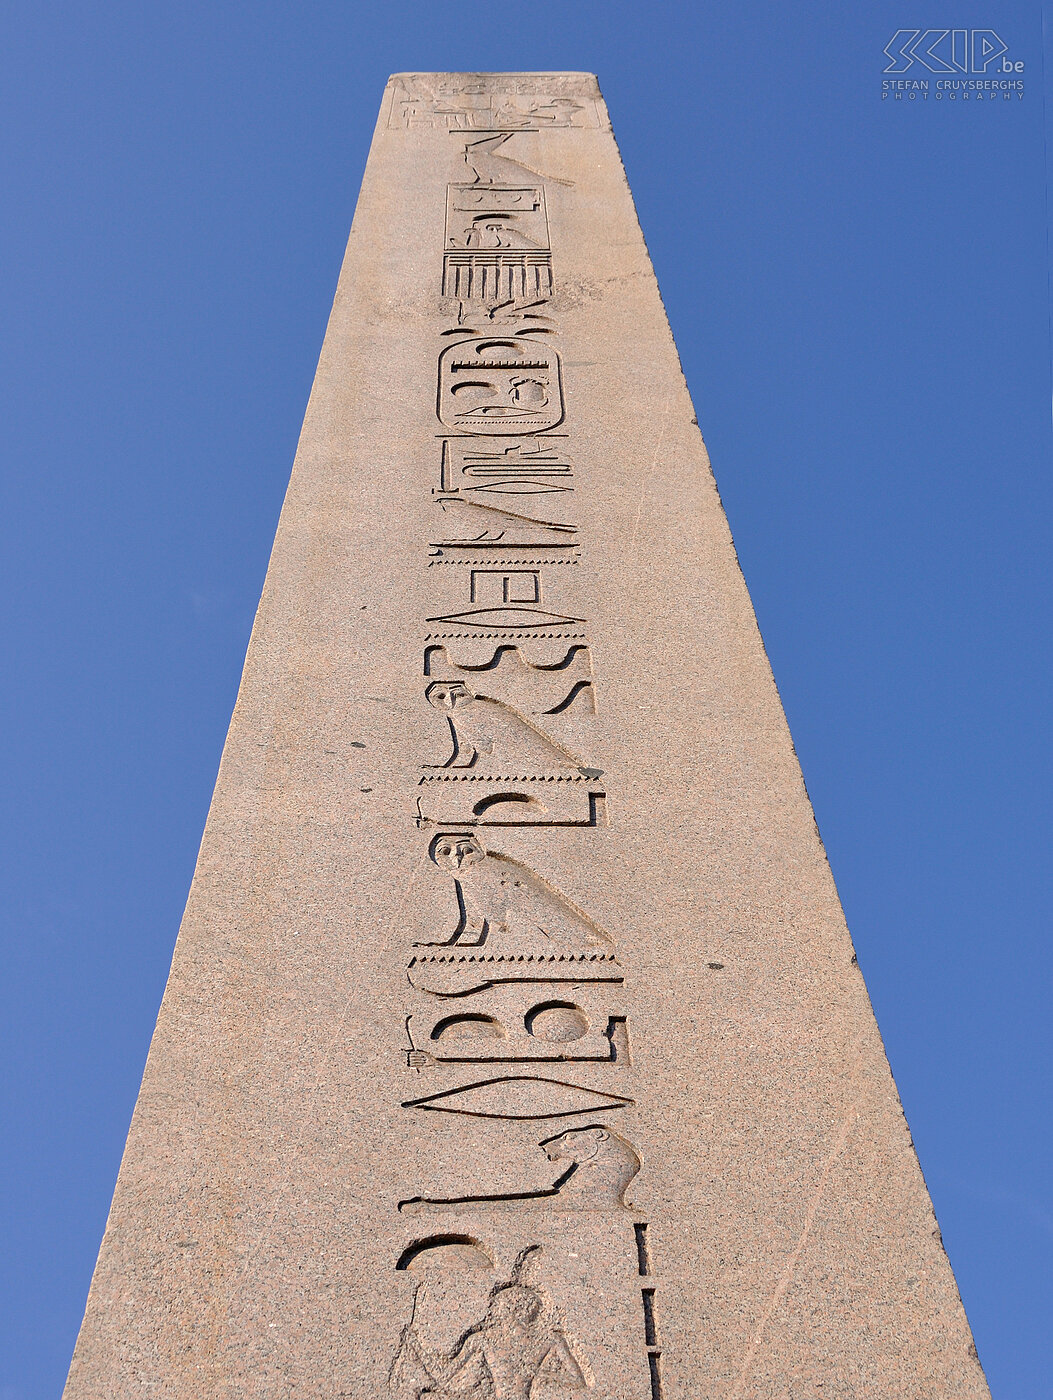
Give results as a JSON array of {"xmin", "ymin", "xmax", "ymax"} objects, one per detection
[
  {"xmin": 438, "ymin": 338, "xmax": 564, "ymax": 434},
  {"xmin": 399, "ymin": 1125, "xmax": 641, "ymax": 1215}
]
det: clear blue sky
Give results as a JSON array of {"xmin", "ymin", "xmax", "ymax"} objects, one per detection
[{"xmin": 1, "ymin": 3, "xmax": 1049, "ymax": 1396}]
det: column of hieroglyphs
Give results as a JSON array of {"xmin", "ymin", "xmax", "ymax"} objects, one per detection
[{"xmin": 388, "ymin": 74, "xmax": 658, "ymax": 1400}]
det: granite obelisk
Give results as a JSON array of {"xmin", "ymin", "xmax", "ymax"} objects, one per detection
[{"xmin": 64, "ymin": 73, "xmax": 989, "ymax": 1399}]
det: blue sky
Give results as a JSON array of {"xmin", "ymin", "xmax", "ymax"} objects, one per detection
[{"xmin": 1, "ymin": 3, "xmax": 1049, "ymax": 1396}]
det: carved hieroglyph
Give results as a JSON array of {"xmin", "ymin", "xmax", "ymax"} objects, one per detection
[
  {"xmin": 389, "ymin": 74, "xmax": 602, "ymax": 131},
  {"xmin": 63, "ymin": 73, "xmax": 990, "ymax": 1400},
  {"xmin": 438, "ymin": 337, "xmax": 564, "ymax": 434},
  {"xmin": 437, "ymin": 439, "xmax": 575, "ymax": 514}
]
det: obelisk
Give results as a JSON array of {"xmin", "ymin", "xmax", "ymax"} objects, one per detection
[{"xmin": 64, "ymin": 74, "xmax": 989, "ymax": 1399}]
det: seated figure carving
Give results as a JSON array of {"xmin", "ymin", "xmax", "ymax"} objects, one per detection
[
  {"xmin": 412, "ymin": 832, "xmax": 614, "ymax": 958},
  {"xmin": 390, "ymin": 1246, "xmax": 587, "ymax": 1400},
  {"xmin": 424, "ymin": 681, "xmax": 600, "ymax": 777}
]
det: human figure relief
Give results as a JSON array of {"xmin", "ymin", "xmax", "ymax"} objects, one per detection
[
  {"xmin": 423, "ymin": 682, "xmax": 599, "ymax": 778},
  {"xmin": 390, "ymin": 1247, "xmax": 587, "ymax": 1400},
  {"xmin": 412, "ymin": 832, "xmax": 613, "ymax": 957}
]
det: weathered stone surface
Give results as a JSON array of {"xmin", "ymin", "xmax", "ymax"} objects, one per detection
[{"xmin": 64, "ymin": 73, "xmax": 989, "ymax": 1399}]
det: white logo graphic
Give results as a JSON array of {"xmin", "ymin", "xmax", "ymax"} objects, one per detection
[{"xmin": 883, "ymin": 29, "xmax": 1022, "ymax": 74}]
